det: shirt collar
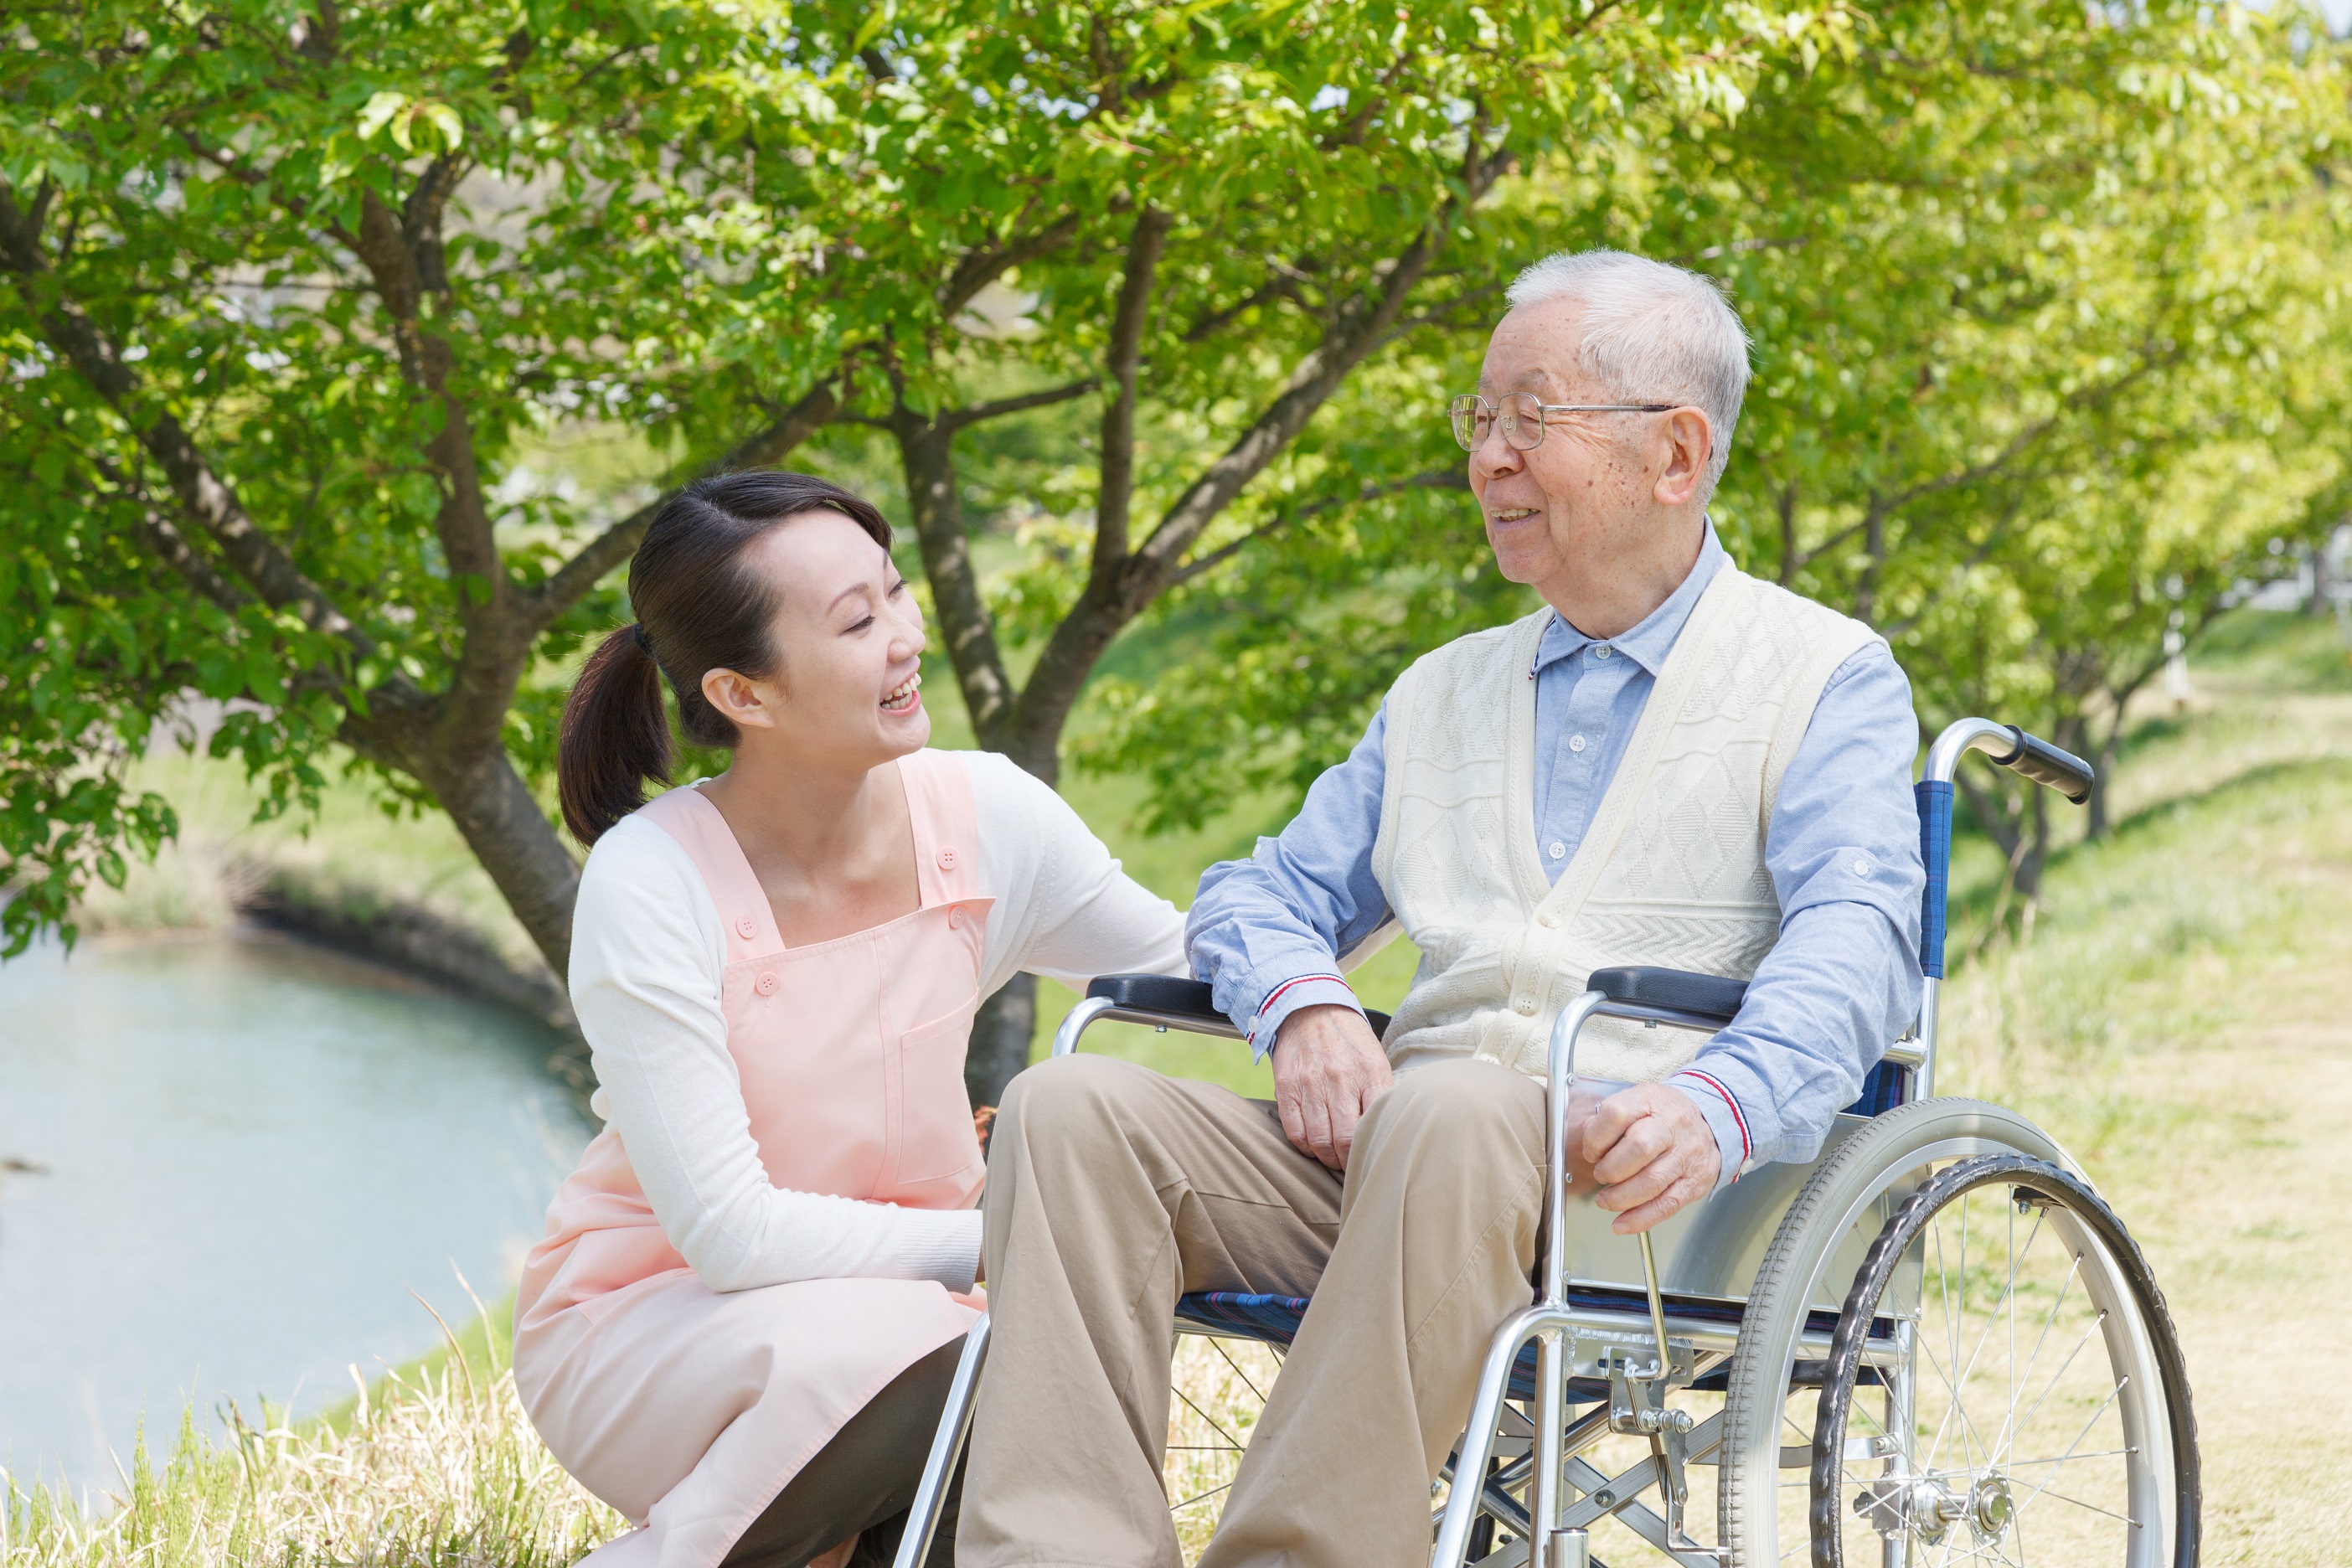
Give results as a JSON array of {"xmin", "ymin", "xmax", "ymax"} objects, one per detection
[{"xmin": 1531, "ymin": 520, "xmax": 1727, "ymax": 679}]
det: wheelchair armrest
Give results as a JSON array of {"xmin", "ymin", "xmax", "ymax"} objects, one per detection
[
  {"xmin": 1086, "ymin": 974, "xmax": 1225, "ymax": 1019},
  {"xmin": 1586, "ymin": 966, "xmax": 1747, "ymax": 1027},
  {"xmin": 1081, "ymin": 974, "xmax": 1393, "ymax": 1038}
]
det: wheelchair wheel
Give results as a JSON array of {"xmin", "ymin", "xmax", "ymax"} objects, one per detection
[
  {"xmin": 1811, "ymin": 1153, "xmax": 2197, "ymax": 1567},
  {"xmin": 1715, "ymin": 1097, "xmax": 2078, "ymax": 1567}
]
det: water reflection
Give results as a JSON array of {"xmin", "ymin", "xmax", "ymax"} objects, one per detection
[{"xmin": 0, "ymin": 932, "xmax": 591, "ymax": 1493}]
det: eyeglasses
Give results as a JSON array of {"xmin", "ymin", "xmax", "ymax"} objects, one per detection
[{"xmin": 1447, "ymin": 393, "xmax": 1679, "ymax": 452}]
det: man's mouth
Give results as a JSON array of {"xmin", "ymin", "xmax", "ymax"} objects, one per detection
[
  {"xmin": 881, "ymin": 673, "xmax": 922, "ymax": 713},
  {"xmin": 1489, "ymin": 507, "xmax": 1539, "ymax": 524}
]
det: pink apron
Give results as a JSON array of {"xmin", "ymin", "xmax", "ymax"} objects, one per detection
[{"xmin": 513, "ymin": 750, "xmax": 989, "ymax": 1568}]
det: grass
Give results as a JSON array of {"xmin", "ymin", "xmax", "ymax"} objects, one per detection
[
  {"xmin": 0, "ymin": 1296, "xmax": 620, "ymax": 1568},
  {"xmin": 28, "ymin": 610, "xmax": 2351, "ymax": 1565}
]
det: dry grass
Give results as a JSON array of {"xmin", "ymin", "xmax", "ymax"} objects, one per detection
[{"xmin": 0, "ymin": 1332, "xmax": 622, "ymax": 1568}]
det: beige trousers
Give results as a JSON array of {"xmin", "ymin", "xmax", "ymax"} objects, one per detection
[{"xmin": 960, "ymin": 1053, "xmax": 1547, "ymax": 1568}]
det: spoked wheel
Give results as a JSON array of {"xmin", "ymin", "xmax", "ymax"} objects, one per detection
[
  {"xmin": 1811, "ymin": 1154, "xmax": 2198, "ymax": 1568},
  {"xmin": 1718, "ymin": 1097, "xmax": 2086, "ymax": 1566}
]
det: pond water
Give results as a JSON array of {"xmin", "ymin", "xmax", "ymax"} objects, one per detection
[{"xmin": 0, "ymin": 932, "xmax": 592, "ymax": 1495}]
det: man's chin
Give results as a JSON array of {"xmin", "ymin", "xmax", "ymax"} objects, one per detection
[{"xmin": 1483, "ymin": 538, "xmax": 1550, "ymax": 587}]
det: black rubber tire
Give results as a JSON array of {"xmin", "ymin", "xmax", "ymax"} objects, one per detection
[
  {"xmin": 1809, "ymin": 1153, "xmax": 2200, "ymax": 1568},
  {"xmin": 1715, "ymin": 1097, "xmax": 2075, "ymax": 1566}
]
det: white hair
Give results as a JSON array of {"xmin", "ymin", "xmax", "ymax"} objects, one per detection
[{"xmin": 1504, "ymin": 248, "xmax": 1752, "ymax": 495}]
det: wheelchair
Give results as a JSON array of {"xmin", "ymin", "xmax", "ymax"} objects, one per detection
[{"xmin": 894, "ymin": 717, "xmax": 2199, "ymax": 1567}]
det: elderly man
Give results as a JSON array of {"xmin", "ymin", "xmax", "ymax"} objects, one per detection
[{"xmin": 960, "ymin": 249, "xmax": 1924, "ymax": 1567}]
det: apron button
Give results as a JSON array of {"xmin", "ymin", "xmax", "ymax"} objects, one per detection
[
  {"xmin": 735, "ymin": 916, "xmax": 758, "ymax": 940},
  {"xmin": 949, "ymin": 906, "xmax": 964, "ymax": 929},
  {"xmin": 754, "ymin": 971, "xmax": 778, "ymax": 997},
  {"xmin": 936, "ymin": 846, "xmax": 957, "ymax": 870}
]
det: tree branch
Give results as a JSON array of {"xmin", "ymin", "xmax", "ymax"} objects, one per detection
[
  {"xmin": 1171, "ymin": 467, "xmax": 1468, "ymax": 586},
  {"xmin": 939, "ymin": 211, "xmax": 1082, "ymax": 323},
  {"xmin": 1184, "ymin": 271, "xmax": 1303, "ymax": 343},
  {"xmin": 1091, "ymin": 207, "xmax": 1173, "ymax": 571},
  {"xmin": 524, "ymin": 377, "xmax": 843, "ymax": 629},
  {"xmin": 1133, "ymin": 146, "xmax": 1508, "ymax": 575},
  {"xmin": 992, "ymin": 135, "xmax": 1515, "ymax": 770},
  {"xmin": 139, "ymin": 507, "xmax": 249, "ymax": 613},
  {"xmin": 939, "ymin": 376, "xmax": 1100, "ymax": 431},
  {"xmin": 0, "ymin": 179, "xmax": 378, "ymax": 663}
]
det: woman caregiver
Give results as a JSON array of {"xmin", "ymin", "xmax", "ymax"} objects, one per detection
[{"xmin": 513, "ymin": 472, "xmax": 1186, "ymax": 1568}]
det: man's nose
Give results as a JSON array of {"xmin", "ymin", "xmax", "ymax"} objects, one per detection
[{"xmin": 1470, "ymin": 424, "xmax": 1524, "ymax": 482}]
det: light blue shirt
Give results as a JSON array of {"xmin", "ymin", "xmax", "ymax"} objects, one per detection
[{"xmin": 1185, "ymin": 527, "xmax": 1926, "ymax": 1189}]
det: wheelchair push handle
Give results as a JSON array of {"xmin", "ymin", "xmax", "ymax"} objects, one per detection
[
  {"xmin": 1914, "ymin": 718, "xmax": 2096, "ymax": 991},
  {"xmin": 1988, "ymin": 726, "xmax": 2095, "ymax": 804},
  {"xmin": 1921, "ymin": 716, "xmax": 2094, "ymax": 802}
]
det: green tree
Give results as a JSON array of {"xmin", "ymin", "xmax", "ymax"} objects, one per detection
[
  {"xmin": 1089, "ymin": 0, "xmax": 2352, "ymax": 905},
  {"xmin": 2, "ymin": 0, "xmax": 1844, "ymax": 1103}
]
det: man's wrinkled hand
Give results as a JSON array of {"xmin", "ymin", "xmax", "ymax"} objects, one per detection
[
  {"xmin": 1579, "ymin": 1083, "xmax": 1720, "ymax": 1234},
  {"xmin": 1271, "ymin": 1003, "xmax": 1394, "ymax": 1172}
]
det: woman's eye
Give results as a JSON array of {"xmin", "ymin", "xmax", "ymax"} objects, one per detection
[
  {"xmin": 887, "ymin": 578, "xmax": 906, "ymax": 596},
  {"xmin": 848, "ymin": 615, "xmax": 875, "ymax": 634}
]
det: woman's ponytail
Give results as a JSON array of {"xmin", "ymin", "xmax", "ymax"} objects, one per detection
[
  {"xmin": 554, "ymin": 470, "xmax": 894, "ymax": 848},
  {"xmin": 558, "ymin": 623, "xmax": 673, "ymax": 845}
]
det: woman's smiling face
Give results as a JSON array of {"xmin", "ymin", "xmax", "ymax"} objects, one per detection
[{"xmin": 698, "ymin": 509, "xmax": 931, "ymax": 768}]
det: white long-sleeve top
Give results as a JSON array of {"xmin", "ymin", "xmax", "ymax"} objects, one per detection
[{"xmin": 569, "ymin": 750, "xmax": 1188, "ymax": 1297}]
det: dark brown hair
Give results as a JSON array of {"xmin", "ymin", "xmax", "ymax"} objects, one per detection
[{"xmin": 557, "ymin": 470, "xmax": 893, "ymax": 845}]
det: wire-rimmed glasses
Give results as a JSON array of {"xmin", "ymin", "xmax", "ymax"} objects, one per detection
[{"xmin": 1447, "ymin": 393, "xmax": 1679, "ymax": 452}]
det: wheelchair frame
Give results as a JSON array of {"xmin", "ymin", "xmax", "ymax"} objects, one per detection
[{"xmin": 893, "ymin": 717, "xmax": 2190, "ymax": 1568}]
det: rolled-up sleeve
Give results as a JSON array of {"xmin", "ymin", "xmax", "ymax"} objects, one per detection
[
  {"xmin": 1674, "ymin": 643, "xmax": 1926, "ymax": 1189},
  {"xmin": 1186, "ymin": 709, "xmax": 1395, "ymax": 1057}
]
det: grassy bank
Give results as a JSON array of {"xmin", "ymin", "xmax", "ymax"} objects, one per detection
[
  {"xmin": 0, "ymin": 1295, "xmax": 622, "ymax": 1568},
  {"xmin": 22, "ymin": 612, "xmax": 2349, "ymax": 1565}
]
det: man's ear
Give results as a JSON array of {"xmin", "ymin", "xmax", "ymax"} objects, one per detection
[
  {"xmin": 1653, "ymin": 407, "xmax": 1715, "ymax": 508},
  {"xmin": 700, "ymin": 667, "xmax": 776, "ymax": 731}
]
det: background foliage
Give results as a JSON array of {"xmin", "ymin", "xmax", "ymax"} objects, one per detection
[{"xmin": 4, "ymin": 0, "xmax": 2348, "ymax": 1014}]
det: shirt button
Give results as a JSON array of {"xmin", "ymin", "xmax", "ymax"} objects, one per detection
[
  {"xmin": 1548, "ymin": 840, "xmax": 1567, "ymax": 859},
  {"xmin": 1594, "ymin": 645, "xmax": 1613, "ymax": 659},
  {"xmin": 735, "ymin": 916, "xmax": 758, "ymax": 940},
  {"xmin": 1853, "ymin": 858, "xmax": 1874, "ymax": 877},
  {"xmin": 1514, "ymin": 998, "xmax": 1535, "ymax": 1016},
  {"xmin": 1569, "ymin": 734, "xmax": 1587, "ymax": 754},
  {"xmin": 936, "ymin": 846, "xmax": 957, "ymax": 870},
  {"xmin": 754, "ymin": 971, "xmax": 779, "ymax": 997}
]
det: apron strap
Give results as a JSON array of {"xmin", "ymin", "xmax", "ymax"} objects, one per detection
[
  {"xmin": 638, "ymin": 786, "xmax": 780, "ymax": 964},
  {"xmin": 900, "ymin": 750, "xmax": 982, "ymax": 909}
]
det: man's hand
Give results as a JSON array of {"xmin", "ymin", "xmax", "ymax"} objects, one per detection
[
  {"xmin": 1271, "ymin": 1003, "xmax": 1394, "ymax": 1172},
  {"xmin": 1579, "ymin": 1084, "xmax": 1720, "ymax": 1234}
]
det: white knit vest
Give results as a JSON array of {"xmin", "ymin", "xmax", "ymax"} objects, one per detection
[{"xmin": 1369, "ymin": 566, "xmax": 1881, "ymax": 1082}]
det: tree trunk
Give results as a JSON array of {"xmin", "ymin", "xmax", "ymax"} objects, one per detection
[
  {"xmin": 2010, "ymin": 785, "xmax": 2051, "ymax": 905},
  {"xmin": 1854, "ymin": 506, "xmax": 1886, "ymax": 624},
  {"xmin": 1777, "ymin": 481, "xmax": 1801, "ymax": 588},
  {"xmin": 408, "ymin": 730, "xmax": 584, "ymax": 977},
  {"xmin": 966, "ymin": 972, "xmax": 1039, "ymax": 1115}
]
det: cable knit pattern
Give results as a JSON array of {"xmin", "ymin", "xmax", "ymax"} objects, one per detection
[{"xmin": 1371, "ymin": 568, "xmax": 1880, "ymax": 1082}]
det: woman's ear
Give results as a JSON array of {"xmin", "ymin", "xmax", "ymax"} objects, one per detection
[{"xmin": 700, "ymin": 667, "xmax": 777, "ymax": 731}]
